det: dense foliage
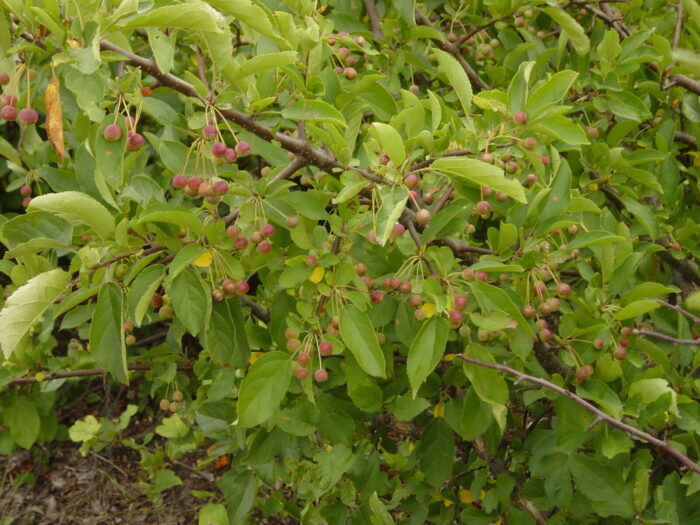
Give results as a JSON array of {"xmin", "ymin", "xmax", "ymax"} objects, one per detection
[{"xmin": 1, "ymin": 0, "xmax": 700, "ymax": 523}]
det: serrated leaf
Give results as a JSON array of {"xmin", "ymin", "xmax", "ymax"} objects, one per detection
[
  {"xmin": 28, "ymin": 191, "xmax": 115, "ymax": 241},
  {"xmin": 432, "ymin": 157, "xmax": 526, "ymax": 203},
  {"xmin": 205, "ymin": 297, "xmax": 249, "ymax": 367},
  {"xmin": 462, "ymin": 344, "xmax": 509, "ymax": 405},
  {"xmin": 4, "ymin": 395, "xmax": 40, "ymax": 449},
  {"xmin": 235, "ymin": 351, "xmax": 292, "ymax": 428},
  {"xmin": 407, "ymin": 317, "xmax": 450, "ymax": 398},
  {"xmin": 339, "ymin": 305, "xmax": 386, "ymax": 378},
  {"xmin": 281, "ymin": 98, "xmax": 346, "ymax": 127},
  {"xmin": 613, "ymin": 299, "xmax": 660, "ymax": 321},
  {"xmin": 0, "ymin": 269, "xmax": 69, "ymax": 358},
  {"xmin": 139, "ymin": 210, "xmax": 205, "ymax": 236}
]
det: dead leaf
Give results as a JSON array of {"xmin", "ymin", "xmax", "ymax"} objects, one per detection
[{"xmin": 44, "ymin": 75, "xmax": 64, "ymax": 160}]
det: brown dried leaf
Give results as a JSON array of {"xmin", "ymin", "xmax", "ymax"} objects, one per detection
[{"xmin": 44, "ymin": 75, "xmax": 64, "ymax": 160}]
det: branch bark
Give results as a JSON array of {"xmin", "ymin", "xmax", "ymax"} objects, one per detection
[
  {"xmin": 457, "ymin": 354, "xmax": 700, "ymax": 474},
  {"xmin": 456, "ymin": 354, "xmax": 700, "ymax": 474},
  {"xmin": 10, "ymin": 363, "xmax": 192, "ymax": 385},
  {"xmin": 363, "ymin": 0, "xmax": 385, "ymax": 41},
  {"xmin": 633, "ymin": 328, "xmax": 700, "ymax": 346}
]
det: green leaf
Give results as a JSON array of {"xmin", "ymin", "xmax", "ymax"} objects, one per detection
[
  {"xmin": 613, "ymin": 299, "xmax": 661, "ymax": 321},
  {"xmin": 565, "ymin": 231, "xmax": 625, "ymax": 250},
  {"xmin": 206, "ymin": 0, "xmax": 279, "ymax": 41},
  {"xmin": 599, "ymin": 92, "xmax": 651, "ymax": 121},
  {"xmin": 281, "ymin": 98, "xmax": 345, "ymax": 127},
  {"xmin": 235, "ymin": 351, "xmax": 292, "ymax": 428},
  {"xmin": 156, "ymin": 414, "xmax": 190, "ymax": 439},
  {"xmin": 418, "ymin": 419, "xmax": 455, "ymax": 487},
  {"xmin": 462, "ymin": 344, "xmax": 509, "ymax": 405},
  {"xmin": 0, "ymin": 135, "xmax": 21, "ymax": 165},
  {"xmin": 431, "ymin": 157, "xmax": 526, "ymax": 203},
  {"xmin": 345, "ymin": 353, "xmax": 383, "ymax": 413},
  {"xmin": 168, "ymin": 243, "xmax": 209, "ymax": 279},
  {"xmin": 0, "ymin": 269, "xmax": 69, "ymax": 358},
  {"xmin": 315, "ymin": 444, "xmax": 355, "ymax": 492},
  {"xmin": 119, "ymin": 4, "xmax": 222, "ymax": 32},
  {"xmin": 470, "ymin": 281, "xmax": 534, "ymax": 337},
  {"xmin": 4, "ymin": 395, "xmax": 40, "ymax": 449},
  {"xmin": 507, "ymin": 61, "xmax": 534, "ymax": 114},
  {"xmin": 139, "ymin": 210, "xmax": 205, "ymax": 236},
  {"xmin": 90, "ymin": 282, "xmax": 128, "ymax": 383},
  {"xmin": 339, "ymin": 305, "xmax": 386, "ymax": 378},
  {"xmin": 375, "ymin": 186, "xmax": 409, "ymax": 246},
  {"xmin": 407, "ymin": 317, "xmax": 450, "ymax": 398},
  {"xmin": 28, "ymin": 191, "xmax": 115, "ymax": 241},
  {"xmin": 576, "ymin": 380, "xmax": 622, "ymax": 419},
  {"xmin": 621, "ymin": 283, "xmax": 679, "ymax": 305},
  {"xmin": 239, "ymin": 52, "xmax": 298, "ymax": 80},
  {"xmin": 1, "ymin": 211, "xmax": 72, "ymax": 248},
  {"xmin": 369, "ymin": 492, "xmax": 395, "ymax": 525},
  {"xmin": 368, "ymin": 122, "xmax": 405, "ymax": 166},
  {"xmin": 147, "ymin": 28, "xmax": 174, "ymax": 74},
  {"xmin": 570, "ymin": 455, "xmax": 634, "ymax": 517},
  {"xmin": 621, "ymin": 196, "xmax": 658, "ymax": 239},
  {"xmin": 127, "ymin": 264, "xmax": 165, "ymax": 326},
  {"xmin": 532, "ymin": 115, "xmax": 590, "ymax": 145},
  {"xmin": 527, "ymin": 70, "xmax": 578, "ymax": 115},
  {"xmin": 218, "ymin": 470, "xmax": 255, "ymax": 524},
  {"xmin": 543, "ymin": 7, "xmax": 590, "ymax": 55},
  {"xmin": 198, "ymin": 503, "xmax": 229, "ymax": 525},
  {"xmin": 434, "ymin": 49, "xmax": 472, "ymax": 114},
  {"xmin": 170, "ymin": 268, "xmax": 210, "ymax": 336},
  {"xmin": 205, "ymin": 297, "xmax": 250, "ymax": 368}
]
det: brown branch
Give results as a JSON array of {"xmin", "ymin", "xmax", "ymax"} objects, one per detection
[
  {"xmin": 269, "ymin": 157, "xmax": 308, "ymax": 183},
  {"xmin": 672, "ymin": 2, "xmax": 685, "ymax": 50},
  {"xmin": 414, "ymin": 10, "xmax": 489, "ymax": 92},
  {"xmin": 411, "ymin": 149, "xmax": 472, "ymax": 172},
  {"xmin": 657, "ymin": 299, "xmax": 700, "ymax": 324},
  {"xmin": 456, "ymin": 354, "xmax": 700, "ymax": 475},
  {"xmin": 195, "ymin": 45, "xmax": 211, "ymax": 97},
  {"xmin": 407, "ymin": 220, "xmax": 439, "ymax": 276},
  {"xmin": 9, "ymin": 363, "xmax": 192, "ymax": 385},
  {"xmin": 363, "ymin": 0, "xmax": 385, "ymax": 41},
  {"xmin": 90, "ymin": 245, "xmax": 166, "ymax": 272},
  {"xmin": 632, "ymin": 328, "xmax": 700, "ymax": 346},
  {"xmin": 432, "ymin": 186, "xmax": 454, "ymax": 215},
  {"xmin": 241, "ymin": 296, "xmax": 270, "ymax": 324},
  {"xmin": 675, "ymin": 130, "xmax": 698, "ymax": 148},
  {"xmin": 463, "ymin": 10, "xmax": 517, "ymax": 42},
  {"xmin": 431, "ymin": 237, "xmax": 495, "ymax": 256}
]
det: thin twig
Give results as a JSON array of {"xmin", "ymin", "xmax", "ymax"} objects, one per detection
[
  {"xmin": 414, "ymin": 10, "xmax": 489, "ymax": 92},
  {"xmin": 9, "ymin": 363, "xmax": 193, "ymax": 385},
  {"xmin": 241, "ymin": 297, "xmax": 270, "ymax": 323},
  {"xmin": 407, "ymin": 221, "xmax": 439, "ymax": 276},
  {"xmin": 270, "ymin": 157, "xmax": 307, "ymax": 183},
  {"xmin": 657, "ymin": 299, "xmax": 700, "ymax": 324},
  {"xmin": 363, "ymin": 0, "xmax": 385, "ymax": 41},
  {"xmin": 632, "ymin": 329, "xmax": 700, "ymax": 346},
  {"xmin": 195, "ymin": 45, "xmax": 211, "ymax": 96},
  {"xmin": 456, "ymin": 354, "xmax": 700, "ymax": 475},
  {"xmin": 672, "ymin": 2, "xmax": 685, "ymax": 50}
]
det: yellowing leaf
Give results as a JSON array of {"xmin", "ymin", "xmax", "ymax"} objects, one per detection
[
  {"xmin": 459, "ymin": 489, "xmax": 473, "ymax": 504},
  {"xmin": 248, "ymin": 351, "xmax": 263, "ymax": 364},
  {"xmin": 192, "ymin": 251, "xmax": 213, "ymax": 267},
  {"xmin": 421, "ymin": 303, "xmax": 436, "ymax": 318},
  {"xmin": 433, "ymin": 401, "xmax": 445, "ymax": 418},
  {"xmin": 309, "ymin": 266, "xmax": 325, "ymax": 283},
  {"xmin": 44, "ymin": 75, "xmax": 64, "ymax": 160}
]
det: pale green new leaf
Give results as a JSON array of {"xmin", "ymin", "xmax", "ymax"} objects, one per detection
[
  {"xmin": 28, "ymin": 191, "xmax": 115, "ymax": 241},
  {"xmin": 0, "ymin": 268, "xmax": 69, "ymax": 358},
  {"xmin": 527, "ymin": 70, "xmax": 578, "ymax": 115}
]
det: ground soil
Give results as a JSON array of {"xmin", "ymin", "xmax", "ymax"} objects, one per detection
[{"xmin": 0, "ymin": 441, "xmax": 215, "ymax": 525}]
